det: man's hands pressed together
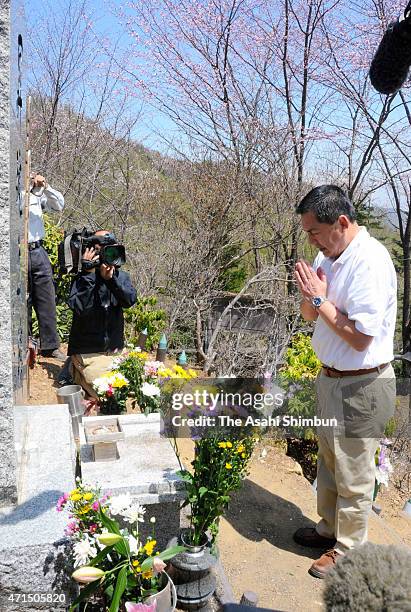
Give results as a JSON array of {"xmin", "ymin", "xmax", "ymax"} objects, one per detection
[
  {"xmin": 294, "ymin": 259, "xmax": 372, "ymax": 352},
  {"xmin": 295, "ymin": 260, "xmax": 327, "ymax": 302}
]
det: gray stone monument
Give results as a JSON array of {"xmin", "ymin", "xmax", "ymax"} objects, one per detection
[
  {"xmin": 0, "ymin": 0, "xmax": 25, "ymax": 508},
  {"xmin": 0, "ymin": 3, "xmax": 77, "ymax": 608}
]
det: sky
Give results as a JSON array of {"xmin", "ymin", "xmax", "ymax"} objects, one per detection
[{"xmin": 23, "ymin": 0, "xmax": 410, "ymax": 212}]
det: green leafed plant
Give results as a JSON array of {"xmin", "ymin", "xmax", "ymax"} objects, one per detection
[
  {"xmin": 124, "ymin": 297, "xmax": 167, "ymax": 351},
  {"xmin": 177, "ymin": 435, "xmax": 256, "ymax": 546}
]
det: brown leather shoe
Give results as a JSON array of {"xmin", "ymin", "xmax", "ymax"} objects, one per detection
[
  {"xmin": 293, "ymin": 527, "xmax": 336, "ymax": 548},
  {"xmin": 309, "ymin": 549, "xmax": 342, "ymax": 579}
]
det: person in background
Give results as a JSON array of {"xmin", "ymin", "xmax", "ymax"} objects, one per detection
[
  {"xmin": 67, "ymin": 230, "xmax": 137, "ymax": 399},
  {"xmin": 28, "ymin": 173, "xmax": 66, "ymax": 361}
]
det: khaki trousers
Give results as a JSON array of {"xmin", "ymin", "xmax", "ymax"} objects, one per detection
[
  {"xmin": 72, "ymin": 353, "xmax": 117, "ymax": 399},
  {"xmin": 315, "ymin": 364, "xmax": 396, "ymax": 554}
]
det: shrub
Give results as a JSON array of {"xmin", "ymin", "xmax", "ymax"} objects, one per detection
[{"xmin": 124, "ymin": 297, "xmax": 167, "ymax": 351}]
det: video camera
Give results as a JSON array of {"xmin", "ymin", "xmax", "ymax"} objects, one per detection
[{"xmin": 58, "ymin": 228, "xmax": 126, "ymax": 274}]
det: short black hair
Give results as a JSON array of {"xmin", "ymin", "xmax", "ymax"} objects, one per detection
[{"xmin": 296, "ymin": 185, "xmax": 356, "ymax": 224}]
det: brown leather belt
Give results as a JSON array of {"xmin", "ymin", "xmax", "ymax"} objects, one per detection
[{"xmin": 322, "ymin": 363, "xmax": 389, "ymax": 378}]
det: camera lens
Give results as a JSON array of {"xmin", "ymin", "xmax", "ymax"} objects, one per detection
[{"xmin": 103, "ymin": 245, "xmax": 126, "ymax": 266}]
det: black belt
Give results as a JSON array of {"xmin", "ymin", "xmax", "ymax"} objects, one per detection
[{"xmin": 28, "ymin": 240, "xmax": 43, "ymax": 250}]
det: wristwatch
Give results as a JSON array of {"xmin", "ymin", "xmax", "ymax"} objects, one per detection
[{"xmin": 311, "ymin": 296, "xmax": 328, "ymax": 309}]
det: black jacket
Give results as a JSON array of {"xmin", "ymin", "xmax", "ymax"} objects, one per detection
[{"xmin": 67, "ymin": 269, "xmax": 137, "ymax": 355}]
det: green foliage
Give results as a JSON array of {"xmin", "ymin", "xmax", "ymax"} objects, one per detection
[
  {"xmin": 352, "ymin": 197, "xmax": 384, "ymax": 231},
  {"xmin": 31, "ymin": 215, "xmax": 73, "ymax": 342},
  {"xmin": 280, "ymin": 333, "xmax": 321, "ymax": 447},
  {"xmin": 124, "ymin": 297, "xmax": 167, "ymax": 350},
  {"xmin": 218, "ymin": 244, "xmax": 247, "ymax": 292},
  {"xmin": 281, "ymin": 333, "xmax": 321, "ymax": 380},
  {"xmin": 384, "ymin": 416, "xmax": 397, "ymax": 438},
  {"xmin": 42, "ymin": 214, "xmax": 72, "ymax": 303}
]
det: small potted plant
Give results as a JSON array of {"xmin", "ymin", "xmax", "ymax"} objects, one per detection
[{"xmin": 57, "ymin": 480, "xmax": 185, "ymax": 611}]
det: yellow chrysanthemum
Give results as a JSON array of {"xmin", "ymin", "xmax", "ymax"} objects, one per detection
[
  {"xmin": 218, "ymin": 442, "xmax": 226, "ymax": 449},
  {"xmin": 136, "ymin": 352, "xmax": 149, "ymax": 360},
  {"xmin": 144, "ymin": 539, "xmax": 157, "ymax": 556},
  {"xmin": 83, "ymin": 492, "xmax": 93, "ymax": 501},
  {"xmin": 70, "ymin": 493, "xmax": 82, "ymax": 502},
  {"xmin": 70, "ymin": 488, "xmax": 79, "ymax": 496},
  {"xmin": 142, "ymin": 570, "xmax": 153, "ymax": 579},
  {"xmin": 225, "ymin": 463, "xmax": 232, "ymax": 469},
  {"xmin": 237, "ymin": 445, "xmax": 245, "ymax": 453},
  {"xmin": 241, "ymin": 453, "xmax": 246, "ymax": 459},
  {"xmin": 226, "ymin": 441, "xmax": 233, "ymax": 448}
]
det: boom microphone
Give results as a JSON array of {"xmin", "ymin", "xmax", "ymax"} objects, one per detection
[{"xmin": 369, "ymin": 2, "xmax": 411, "ymax": 95}]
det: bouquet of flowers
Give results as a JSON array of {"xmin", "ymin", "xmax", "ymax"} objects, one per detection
[
  {"xmin": 177, "ymin": 434, "xmax": 256, "ymax": 546},
  {"xmin": 92, "ymin": 346, "xmax": 198, "ymax": 416},
  {"xmin": 375, "ymin": 438, "xmax": 393, "ymax": 488},
  {"xmin": 93, "ymin": 371, "xmax": 129, "ymax": 415},
  {"xmin": 57, "ymin": 480, "xmax": 184, "ymax": 611}
]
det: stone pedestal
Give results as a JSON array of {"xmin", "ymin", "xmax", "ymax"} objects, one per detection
[
  {"xmin": 79, "ymin": 413, "xmax": 187, "ymax": 548},
  {"xmin": 0, "ymin": 405, "xmax": 77, "ymax": 611}
]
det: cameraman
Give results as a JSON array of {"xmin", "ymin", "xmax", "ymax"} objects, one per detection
[
  {"xmin": 28, "ymin": 173, "xmax": 65, "ymax": 360},
  {"xmin": 67, "ymin": 230, "xmax": 137, "ymax": 398}
]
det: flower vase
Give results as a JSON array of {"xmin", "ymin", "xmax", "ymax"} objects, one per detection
[
  {"xmin": 168, "ymin": 530, "xmax": 216, "ymax": 610},
  {"xmin": 143, "ymin": 571, "xmax": 177, "ymax": 612}
]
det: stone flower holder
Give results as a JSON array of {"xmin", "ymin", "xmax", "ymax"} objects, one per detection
[
  {"xmin": 84, "ymin": 417, "xmax": 125, "ymax": 461},
  {"xmin": 168, "ymin": 530, "xmax": 216, "ymax": 610}
]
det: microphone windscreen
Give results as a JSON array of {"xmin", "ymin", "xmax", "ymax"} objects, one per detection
[{"xmin": 369, "ymin": 21, "xmax": 411, "ymax": 95}]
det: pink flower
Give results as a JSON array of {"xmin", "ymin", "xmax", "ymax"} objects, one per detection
[
  {"xmin": 92, "ymin": 501, "xmax": 100, "ymax": 511},
  {"xmin": 64, "ymin": 521, "xmax": 79, "ymax": 536},
  {"xmin": 107, "ymin": 385, "xmax": 114, "ymax": 397},
  {"xmin": 56, "ymin": 493, "xmax": 69, "ymax": 512},
  {"xmin": 152, "ymin": 557, "xmax": 166, "ymax": 575},
  {"xmin": 125, "ymin": 603, "xmax": 157, "ymax": 612},
  {"xmin": 89, "ymin": 524, "xmax": 98, "ymax": 533}
]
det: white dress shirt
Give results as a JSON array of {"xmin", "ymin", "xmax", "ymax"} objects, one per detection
[
  {"xmin": 28, "ymin": 185, "xmax": 65, "ymax": 243},
  {"xmin": 311, "ymin": 227, "xmax": 397, "ymax": 370}
]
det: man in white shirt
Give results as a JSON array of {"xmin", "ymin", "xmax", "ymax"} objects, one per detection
[
  {"xmin": 292, "ymin": 185, "xmax": 397, "ymax": 578},
  {"xmin": 28, "ymin": 173, "xmax": 65, "ymax": 360}
]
